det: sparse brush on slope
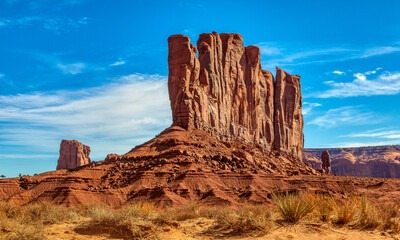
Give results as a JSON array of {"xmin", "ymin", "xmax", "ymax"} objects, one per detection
[
  {"xmin": 272, "ymin": 191, "xmax": 317, "ymax": 224},
  {"xmin": 354, "ymin": 194, "xmax": 380, "ymax": 229},
  {"xmin": 316, "ymin": 194, "xmax": 334, "ymax": 222},
  {"xmin": 332, "ymin": 195, "xmax": 356, "ymax": 225},
  {"xmin": 212, "ymin": 205, "xmax": 273, "ymax": 235}
]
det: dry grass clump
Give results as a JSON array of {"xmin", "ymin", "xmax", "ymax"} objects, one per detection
[
  {"xmin": 160, "ymin": 203, "xmax": 201, "ymax": 221},
  {"xmin": 272, "ymin": 191, "xmax": 317, "ymax": 224},
  {"xmin": 212, "ymin": 205, "xmax": 273, "ymax": 235},
  {"xmin": 332, "ymin": 197, "xmax": 356, "ymax": 225},
  {"xmin": 78, "ymin": 202, "xmax": 162, "ymax": 239},
  {"xmin": 351, "ymin": 196, "xmax": 400, "ymax": 233},
  {"xmin": 316, "ymin": 194, "xmax": 334, "ymax": 222},
  {"xmin": 0, "ymin": 201, "xmax": 74, "ymax": 240},
  {"xmin": 353, "ymin": 195, "xmax": 381, "ymax": 229}
]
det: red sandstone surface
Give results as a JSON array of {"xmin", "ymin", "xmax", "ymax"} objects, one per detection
[
  {"xmin": 303, "ymin": 145, "xmax": 400, "ymax": 178},
  {"xmin": 1, "ymin": 32, "xmax": 400, "ymax": 207}
]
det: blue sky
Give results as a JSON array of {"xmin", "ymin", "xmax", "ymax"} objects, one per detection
[{"xmin": 1, "ymin": 0, "xmax": 400, "ymax": 177}]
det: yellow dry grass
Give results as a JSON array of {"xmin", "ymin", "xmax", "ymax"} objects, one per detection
[{"xmin": 1, "ymin": 192, "xmax": 400, "ymax": 239}]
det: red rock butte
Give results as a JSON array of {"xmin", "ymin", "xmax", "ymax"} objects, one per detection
[
  {"xmin": 168, "ymin": 32, "xmax": 303, "ymax": 161},
  {"xmin": 2, "ymin": 32, "xmax": 400, "ymax": 207},
  {"xmin": 57, "ymin": 139, "xmax": 91, "ymax": 170}
]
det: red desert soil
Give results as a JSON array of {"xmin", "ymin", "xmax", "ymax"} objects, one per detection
[{"xmin": 43, "ymin": 218, "xmax": 397, "ymax": 240}]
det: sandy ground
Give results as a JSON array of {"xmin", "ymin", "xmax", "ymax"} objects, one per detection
[{"xmin": 43, "ymin": 218, "xmax": 399, "ymax": 240}]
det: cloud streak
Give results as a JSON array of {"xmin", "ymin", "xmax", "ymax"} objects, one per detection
[
  {"xmin": 307, "ymin": 106, "xmax": 378, "ymax": 127},
  {"xmin": 302, "ymin": 102, "xmax": 321, "ymax": 115},
  {"xmin": 110, "ymin": 60, "xmax": 126, "ymax": 66},
  {"xmin": 0, "ymin": 74, "xmax": 171, "ymax": 162},
  {"xmin": 260, "ymin": 44, "xmax": 400, "ymax": 69},
  {"xmin": 343, "ymin": 128, "xmax": 400, "ymax": 139},
  {"xmin": 0, "ymin": 16, "xmax": 88, "ymax": 34},
  {"xmin": 56, "ymin": 62, "xmax": 86, "ymax": 74}
]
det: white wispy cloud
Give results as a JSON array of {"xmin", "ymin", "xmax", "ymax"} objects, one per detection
[
  {"xmin": 5, "ymin": 0, "xmax": 86, "ymax": 9},
  {"xmin": 343, "ymin": 128, "xmax": 400, "ymax": 139},
  {"xmin": 0, "ymin": 16, "xmax": 88, "ymax": 34},
  {"xmin": 110, "ymin": 60, "xmax": 126, "ymax": 66},
  {"xmin": 56, "ymin": 62, "xmax": 86, "ymax": 74},
  {"xmin": 332, "ymin": 70, "xmax": 345, "ymax": 75},
  {"xmin": 360, "ymin": 47, "xmax": 400, "ymax": 58},
  {"xmin": 302, "ymin": 102, "xmax": 322, "ymax": 115},
  {"xmin": 365, "ymin": 67, "xmax": 382, "ymax": 75},
  {"xmin": 318, "ymin": 69, "xmax": 400, "ymax": 98},
  {"xmin": 308, "ymin": 106, "xmax": 378, "ymax": 127},
  {"xmin": 0, "ymin": 73, "xmax": 171, "ymax": 160},
  {"xmin": 335, "ymin": 140, "xmax": 400, "ymax": 148},
  {"xmin": 262, "ymin": 48, "xmax": 352, "ymax": 68},
  {"xmin": 257, "ymin": 42, "xmax": 281, "ymax": 56},
  {"xmin": 260, "ymin": 44, "xmax": 400, "ymax": 69}
]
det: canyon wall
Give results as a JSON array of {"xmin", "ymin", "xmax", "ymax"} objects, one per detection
[
  {"xmin": 303, "ymin": 145, "xmax": 400, "ymax": 178},
  {"xmin": 168, "ymin": 32, "xmax": 303, "ymax": 160}
]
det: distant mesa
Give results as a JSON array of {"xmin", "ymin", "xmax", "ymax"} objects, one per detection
[
  {"xmin": 56, "ymin": 139, "xmax": 91, "ymax": 170},
  {"xmin": 303, "ymin": 145, "xmax": 400, "ymax": 178}
]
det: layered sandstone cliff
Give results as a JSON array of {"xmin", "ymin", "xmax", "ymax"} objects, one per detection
[
  {"xmin": 303, "ymin": 145, "xmax": 400, "ymax": 178},
  {"xmin": 168, "ymin": 32, "xmax": 303, "ymax": 160},
  {"xmin": 56, "ymin": 140, "xmax": 91, "ymax": 170}
]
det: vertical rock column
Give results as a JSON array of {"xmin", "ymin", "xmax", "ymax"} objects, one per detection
[{"xmin": 274, "ymin": 67, "xmax": 304, "ymax": 160}]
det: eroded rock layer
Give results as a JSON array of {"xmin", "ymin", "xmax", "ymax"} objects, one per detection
[{"xmin": 168, "ymin": 32, "xmax": 303, "ymax": 160}]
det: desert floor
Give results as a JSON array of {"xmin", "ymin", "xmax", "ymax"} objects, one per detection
[{"xmin": 41, "ymin": 217, "xmax": 397, "ymax": 240}]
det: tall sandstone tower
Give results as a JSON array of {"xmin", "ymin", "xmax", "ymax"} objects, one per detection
[{"xmin": 168, "ymin": 32, "xmax": 304, "ymax": 161}]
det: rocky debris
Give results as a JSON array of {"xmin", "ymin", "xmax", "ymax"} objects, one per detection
[
  {"xmin": 321, "ymin": 150, "xmax": 331, "ymax": 174},
  {"xmin": 168, "ymin": 32, "xmax": 303, "ymax": 160},
  {"xmin": 303, "ymin": 145, "xmax": 400, "ymax": 178},
  {"xmin": 56, "ymin": 140, "xmax": 91, "ymax": 170}
]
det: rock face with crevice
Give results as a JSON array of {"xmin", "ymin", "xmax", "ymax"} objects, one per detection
[
  {"xmin": 56, "ymin": 140, "xmax": 91, "ymax": 170},
  {"xmin": 168, "ymin": 32, "xmax": 303, "ymax": 160}
]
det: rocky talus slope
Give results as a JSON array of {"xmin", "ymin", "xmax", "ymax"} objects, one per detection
[
  {"xmin": 303, "ymin": 145, "xmax": 400, "ymax": 178},
  {"xmin": 1, "ymin": 32, "xmax": 400, "ymax": 207}
]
